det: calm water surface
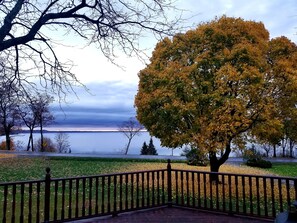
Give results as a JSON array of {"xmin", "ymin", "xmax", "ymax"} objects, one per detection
[{"xmin": 7, "ymin": 131, "xmax": 183, "ymax": 156}]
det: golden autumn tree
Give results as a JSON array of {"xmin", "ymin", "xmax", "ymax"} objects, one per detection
[
  {"xmin": 135, "ymin": 16, "xmax": 297, "ymax": 174},
  {"xmin": 251, "ymin": 36, "xmax": 297, "ymax": 157}
]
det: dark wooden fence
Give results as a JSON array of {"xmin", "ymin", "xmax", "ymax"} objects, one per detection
[{"xmin": 1, "ymin": 159, "xmax": 296, "ymax": 222}]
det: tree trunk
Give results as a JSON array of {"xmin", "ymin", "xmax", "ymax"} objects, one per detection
[
  {"xmin": 40, "ymin": 115, "xmax": 44, "ymax": 152},
  {"xmin": 5, "ymin": 131, "xmax": 11, "ymax": 150},
  {"xmin": 26, "ymin": 136, "xmax": 31, "ymax": 151},
  {"xmin": 125, "ymin": 138, "xmax": 132, "ymax": 155},
  {"xmin": 30, "ymin": 128, "xmax": 34, "ymax": 151},
  {"xmin": 281, "ymin": 139, "xmax": 287, "ymax": 157},
  {"xmin": 273, "ymin": 144, "xmax": 276, "ymax": 157},
  {"xmin": 209, "ymin": 152, "xmax": 220, "ymax": 182},
  {"xmin": 3, "ymin": 118, "xmax": 11, "ymax": 150},
  {"xmin": 289, "ymin": 141, "xmax": 294, "ymax": 158},
  {"xmin": 289, "ymin": 147, "xmax": 292, "ymax": 158},
  {"xmin": 209, "ymin": 139, "xmax": 232, "ymax": 183},
  {"xmin": 27, "ymin": 129, "xmax": 33, "ymax": 151}
]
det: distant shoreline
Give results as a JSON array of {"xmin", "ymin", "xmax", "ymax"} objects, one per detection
[{"xmin": 14, "ymin": 129, "xmax": 148, "ymax": 134}]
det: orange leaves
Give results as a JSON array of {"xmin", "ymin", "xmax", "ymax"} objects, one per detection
[{"xmin": 135, "ymin": 16, "xmax": 297, "ymax": 164}]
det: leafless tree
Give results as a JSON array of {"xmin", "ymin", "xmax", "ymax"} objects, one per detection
[
  {"xmin": 0, "ymin": 81, "xmax": 22, "ymax": 150},
  {"xmin": 18, "ymin": 96, "xmax": 38, "ymax": 151},
  {"xmin": 55, "ymin": 132, "xmax": 71, "ymax": 153},
  {"xmin": 35, "ymin": 137, "xmax": 56, "ymax": 152},
  {"xmin": 262, "ymin": 144, "xmax": 272, "ymax": 157},
  {"xmin": 19, "ymin": 103, "xmax": 38, "ymax": 151},
  {"xmin": 118, "ymin": 117, "xmax": 143, "ymax": 155},
  {"xmin": 18, "ymin": 93, "xmax": 54, "ymax": 151},
  {"xmin": 0, "ymin": 0, "xmax": 182, "ymax": 98},
  {"xmin": 32, "ymin": 93, "xmax": 54, "ymax": 152}
]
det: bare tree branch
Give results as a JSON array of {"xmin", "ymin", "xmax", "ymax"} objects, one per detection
[
  {"xmin": 0, "ymin": 0, "xmax": 183, "ymax": 99},
  {"xmin": 118, "ymin": 117, "xmax": 144, "ymax": 155}
]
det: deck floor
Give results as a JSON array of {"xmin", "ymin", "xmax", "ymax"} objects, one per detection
[{"xmin": 75, "ymin": 207, "xmax": 272, "ymax": 223}]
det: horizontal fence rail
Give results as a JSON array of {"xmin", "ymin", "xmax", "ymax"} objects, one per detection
[
  {"xmin": 0, "ymin": 159, "xmax": 296, "ymax": 222},
  {"xmin": 170, "ymin": 169, "xmax": 297, "ymax": 220},
  {"xmin": 1, "ymin": 168, "xmax": 169, "ymax": 223},
  {"xmin": 0, "ymin": 179, "xmax": 45, "ymax": 223}
]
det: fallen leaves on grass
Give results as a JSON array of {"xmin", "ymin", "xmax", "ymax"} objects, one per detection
[
  {"xmin": 0, "ymin": 157, "xmax": 275, "ymax": 183},
  {"xmin": 121, "ymin": 162, "xmax": 272, "ymax": 176},
  {"xmin": 0, "ymin": 153, "xmax": 16, "ymax": 159}
]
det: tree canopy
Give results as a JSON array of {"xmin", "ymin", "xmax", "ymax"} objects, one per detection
[
  {"xmin": 0, "ymin": 0, "xmax": 181, "ymax": 97},
  {"xmin": 135, "ymin": 16, "xmax": 297, "ymax": 172}
]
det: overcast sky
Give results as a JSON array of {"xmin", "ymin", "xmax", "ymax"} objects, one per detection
[{"xmin": 51, "ymin": 0, "xmax": 297, "ymax": 130}]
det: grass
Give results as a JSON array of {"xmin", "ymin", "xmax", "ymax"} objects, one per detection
[
  {"xmin": 269, "ymin": 163, "xmax": 297, "ymax": 177},
  {"xmin": 0, "ymin": 156, "xmax": 295, "ymax": 222},
  {"xmin": 0, "ymin": 156, "xmax": 180, "ymax": 182},
  {"xmin": 0, "ymin": 156, "xmax": 276, "ymax": 182}
]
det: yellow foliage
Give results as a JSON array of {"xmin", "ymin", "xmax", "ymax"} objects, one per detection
[
  {"xmin": 135, "ymin": 16, "xmax": 297, "ymax": 170},
  {"xmin": 0, "ymin": 139, "xmax": 16, "ymax": 150}
]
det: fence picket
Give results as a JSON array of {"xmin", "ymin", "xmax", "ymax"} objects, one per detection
[{"xmin": 0, "ymin": 160, "xmax": 296, "ymax": 222}]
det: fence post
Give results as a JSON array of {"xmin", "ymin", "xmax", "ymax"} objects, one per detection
[
  {"xmin": 294, "ymin": 179, "xmax": 297, "ymax": 201},
  {"xmin": 167, "ymin": 159, "xmax": 172, "ymax": 207},
  {"xmin": 44, "ymin": 167, "xmax": 51, "ymax": 223}
]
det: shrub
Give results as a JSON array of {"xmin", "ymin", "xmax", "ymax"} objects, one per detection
[
  {"xmin": 140, "ymin": 141, "xmax": 149, "ymax": 155},
  {"xmin": 243, "ymin": 145, "xmax": 272, "ymax": 168},
  {"xmin": 246, "ymin": 158, "xmax": 272, "ymax": 168},
  {"xmin": 141, "ymin": 138, "xmax": 158, "ymax": 155},
  {"xmin": 243, "ymin": 144, "xmax": 262, "ymax": 160},
  {"xmin": 35, "ymin": 137, "xmax": 57, "ymax": 152},
  {"xmin": 0, "ymin": 139, "xmax": 15, "ymax": 150},
  {"xmin": 55, "ymin": 132, "xmax": 71, "ymax": 153},
  {"xmin": 147, "ymin": 138, "xmax": 158, "ymax": 155},
  {"xmin": 182, "ymin": 146, "xmax": 208, "ymax": 166}
]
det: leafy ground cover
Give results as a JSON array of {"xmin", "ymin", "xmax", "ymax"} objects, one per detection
[{"xmin": 0, "ymin": 156, "xmax": 275, "ymax": 182}]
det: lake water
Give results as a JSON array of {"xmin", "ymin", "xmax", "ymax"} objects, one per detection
[{"xmin": 5, "ymin": 131, "xmax": 183, "ymax": 156}]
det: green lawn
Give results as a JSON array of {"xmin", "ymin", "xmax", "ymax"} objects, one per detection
[
  {"xmin": 0, "ymin": 156, "xmax": 178, "ymax": 182},
  {"xmin": 269, "ymin": 162, "xmax": 297, "ymax": 178},
  {"xmin": 0, "ymin": 156, "xmax": 296, "ymax": 182},
  {"xmin": 0, "ymin": 156, "xmax": 295, "ymax": 222}
]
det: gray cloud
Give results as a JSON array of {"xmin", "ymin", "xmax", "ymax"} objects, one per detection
[
  {"xmin": 51, "ymin": 81, "xmax": 138, "ymax": 128},
  {"xmin": 49, "ymin": 0, "xmax": 297, "ymax": 129}
]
